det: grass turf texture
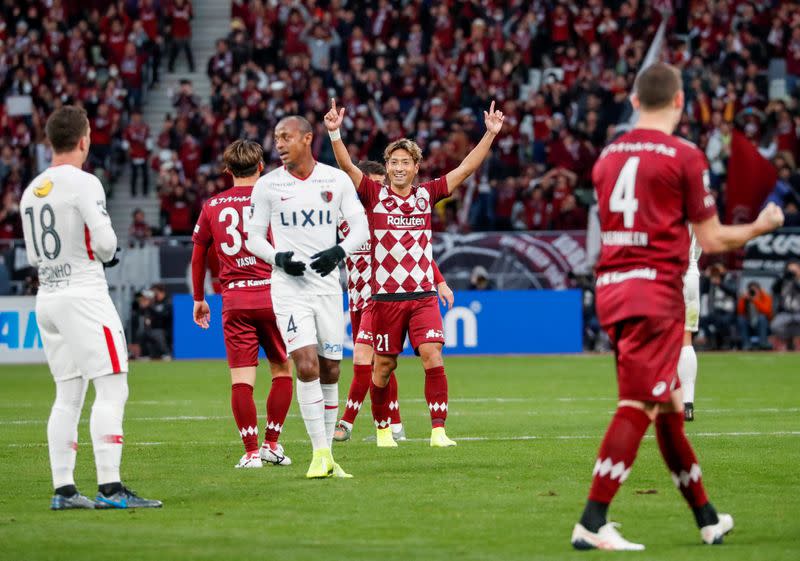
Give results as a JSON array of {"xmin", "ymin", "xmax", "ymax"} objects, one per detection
[{"xmin": 0, "ymin": 354, "xmax": 798, "ymax": 561}]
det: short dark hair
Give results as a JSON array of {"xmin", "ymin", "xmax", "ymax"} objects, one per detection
[
  {"xmin": 634, "ymin": 62, "xmax": 682, "ymax": 111},
  {"xmin": 45, "ymin": 106, "xmax": 89, "ymax": 153},
  {"xmin": 357, "ymin": 160, "xmax": 386, "ymax": 177},
  {"xmin": 223, "ymin": 139, "xmax": 264, "ymax": 177},
  {"xmin": 276, "ymin": 115, "xmax": 313, "ymax": 135}
]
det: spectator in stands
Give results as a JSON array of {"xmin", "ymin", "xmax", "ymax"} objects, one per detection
[
  {"xmin": 161, "ymin": 183, "xmax": 194, "ymax": 236},
  {"xmin": 130, "ymin": 288, "xmax": 170, "ymax": 360},
  {"xmin": 737, "ymin": 282, "xmax": 773, "ymax": 350},
  {"xmin": 168, "ymin": 0, "xmax": 195, "ymax": 73},
  {"xmin": 470, "ymin": 266, "xmax": 493, "ymax": 291},
  {"xmin": 129, "ymin": 209, "xmax": 153, "ymax": 248},
  {"xmin": 302, "ymin": 19, "xmax": 341, "ymax": 76},
  {"xmin": 700, "ymin": 263, "xmax": 738, "ymax": 350},
  {"xmin": 0, "ymin": 190, "xmax": 22, "ymax": 240},
  {"xmin": 150, "ymin": 284, "xmax": 173, "ymax": 356},
  {"xmin": 123, "ymin": 111, "xmax": 151, "ymax": 196},
  {"xmin": 771, "ymin": 261, "xmax": 800, "ymax": 350}
]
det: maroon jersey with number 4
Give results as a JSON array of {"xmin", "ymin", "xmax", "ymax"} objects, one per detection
[
  {"xmin": 593, "ymin": 129, "xmax": 717, "ymax": 325},
  {"xmin": 193, "ymin": 185, "xmax": 272, "ymax": 310}
]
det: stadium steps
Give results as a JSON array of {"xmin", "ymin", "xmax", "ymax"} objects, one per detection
[{"xmin": 109, "ymin": 0, "xmax": 230, "ymax": 245}]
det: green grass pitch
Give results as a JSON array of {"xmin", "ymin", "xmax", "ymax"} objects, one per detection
[{"xmin": 0, "ymin": 354, "xmax": 798, "ymax": 561}]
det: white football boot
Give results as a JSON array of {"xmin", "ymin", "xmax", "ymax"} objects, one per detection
[
  {"xmin": 700, "ymin": 513, "xmax": 734, "ymax": 545},
  {"xmin": 260, "ymin": 442, "xmax": 292, "ymax": 466},
  {"xmin": 571, "ymin": 522, "xmax": 645, "ymax": 551},
  {"xmin": 235, "ymin": 451, "xmax": 263, "ymax": 469}
]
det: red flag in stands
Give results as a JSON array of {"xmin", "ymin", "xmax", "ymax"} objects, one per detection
[{"xmin": 725, "ymin": 129, "xmax": 777, "ymax": 224}]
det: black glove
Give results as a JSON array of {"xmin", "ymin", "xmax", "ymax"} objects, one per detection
[
  {"xmin": 310, "ymin": 245, "xmax": 345, "ymax": 277},
  {"xmin": 274, "ymin": 251, "xmax": 306, "ymax": 276},
  {"xmin": 103, "ymin": 248, "xmax": 121, "ymax": 269}
]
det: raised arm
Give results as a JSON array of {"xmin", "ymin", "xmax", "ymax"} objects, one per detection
[
  {"xmin": 324, "ymin": 98, "xmax": 363, "ymax": 188},
  {"xmin": 444, "ymin": 101, "xmax": 504, "ymax": 194}
]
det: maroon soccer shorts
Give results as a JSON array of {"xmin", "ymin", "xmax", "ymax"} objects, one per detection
[
  {"xmin": 351, "ymin": 306, "xmax": 374, "ymax": 347},
  {"xmin": 605, "ymin": 316, "xmax": 683, "ymax": 403},
  {"xmin": 369, "ymin": 296, "xmax": 444, "ymax": 355},
  {"xmin": 222, "ymin": 307, "xmax": 288, "ymax": 368}
]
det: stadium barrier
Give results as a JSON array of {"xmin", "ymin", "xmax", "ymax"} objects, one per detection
[
  {"xmin": 172, "ymin": 289, "xmax": 583, "ymax": 359},
  {"xmin": 0, "ymin": 296, "xmax": 45, "ymax": 364}
]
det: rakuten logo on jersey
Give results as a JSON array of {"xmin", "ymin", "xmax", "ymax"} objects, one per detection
[{"xmin": 386, "ymin": 215, "xmax": 426, "ymax": 228}]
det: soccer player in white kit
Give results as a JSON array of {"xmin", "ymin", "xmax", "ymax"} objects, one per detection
[
  {"xmin": 20, "ymin": 106, "xmax": 161, "ymax": 510},
  {"xmin": 245, "ymin": 116, "xmax": 369, "ymax": 478},
  {"xmin": 679, "ymin": 231, "xmax": 701, "ymax": 421}
]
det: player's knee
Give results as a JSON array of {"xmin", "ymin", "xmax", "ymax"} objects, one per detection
[
  {"xmin": 373, "ymin": 356, "xmax": 395, "ymax": 378},
  {"xmin": 93, "ymin": 373, "xmax": 129, "ymax": 406},
  {"xmin": 319, "ymin": 359, "xmax": 340, "ymax": 384},
  {"xmin": 353, "ymin": 343, "xmax": 373, "ymax": 365},
  {"xmin": 419, "ymin": 343, "xmax": 443, "ymax": 369},
  {"xmin": 54, "ymin": 379, "xmax": 86, "ymax": 411},
  {"xmin": 293, "ymin": 357, "xmax": 319, "ymax": 380},
  {"xmin": 269, "ymin": 360, "xmax": 292, "ymax": 379}
]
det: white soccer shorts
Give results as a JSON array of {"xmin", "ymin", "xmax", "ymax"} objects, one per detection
[
  {"xmin": 36, "ymin": 292, "xmax": 128, "ymax": 381},
  {"xmin": 683, "ymin": 266, "xmax": 700, "ymax": 333},
  {"xmin": 273, "ymin": 293, "xmax": 344, "ymax": 359}
]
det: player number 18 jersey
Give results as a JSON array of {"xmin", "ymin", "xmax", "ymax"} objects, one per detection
[{"xmin": 20, "ymin": 165, "xmax": 113, "ymax": 295}]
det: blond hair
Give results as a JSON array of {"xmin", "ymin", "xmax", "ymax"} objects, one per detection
[
  {"xmin": 383, "ymin": 138, "xmax": 423, "ymax": 164},
  {"xmin": 223, "ymin": 140, "xmax": 264, "ymax": 177}
]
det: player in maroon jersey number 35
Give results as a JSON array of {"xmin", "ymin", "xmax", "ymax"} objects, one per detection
[
  {"xmin": 571, "ymin": 63, "xmax": 784, "ymax": 551},
  {"xmin": 191, "ymin": 140, "xmax": 294, "ymax": 469},
  {"xmin": 325, "ymin": 98, "xmax": 504, "ymax": 447}
]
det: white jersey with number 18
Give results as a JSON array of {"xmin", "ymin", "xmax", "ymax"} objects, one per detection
[{"xmin": 20, "ymin": 164, "xmax": 116, "ymax": 295}]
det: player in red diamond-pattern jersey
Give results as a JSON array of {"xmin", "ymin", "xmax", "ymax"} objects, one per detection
[
  {"xmin": 334, "ymin": 162, "xmax": 454, "ymax": 443},
  {"xmin": 571, "ymin": 63, "xmax": 784, "ymax": 551},
  {"xmin": 191, "ymin": 140, "xmax": 293, "ymax": 469},
  {"xmin": 326, "ymin": 99, "xmax": 504, "ymax": 447}
]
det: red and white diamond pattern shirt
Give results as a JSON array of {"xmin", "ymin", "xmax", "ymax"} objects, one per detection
[
  {"xmin": 357, "ymin": 175, "xmax": 449, "ymax": 298},
  {"xmin": 338, "ymin": 219, "xmax": 371, "ymax": 311}
]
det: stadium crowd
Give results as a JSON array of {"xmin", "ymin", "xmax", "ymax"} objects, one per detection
[
  {"xmin": 147, "ymin": 0, "xmax": 800, "ymax": 236},
  {"xmin": 2, "ymin": 1, "xmax": 800, "ymax": 236},
  {"xmin": 3, "ymin": 1, "xmax": 800, "ymax": 351},
  {"xmin": 0, "ymin": 0, "xmax": 172, "ymax": 243}
]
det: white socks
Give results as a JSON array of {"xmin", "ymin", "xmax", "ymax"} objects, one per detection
[
  {"xmin": 48, "ymin": 377, "xmax": 89, "ymax": 489},
  {"xmin": 296, "ymin": 379, "xmax": 327, "ymax": 451},
  {"xmin": 321, "ymin": 383, "xmax": 339, "ymax": 447},
  {"xmin": 90, "ymin": 374, "xmax": 128, "ymax": 485},
  {"xmin": 677, "ymin": 345, "xmax": 698, "ymax": 403}
]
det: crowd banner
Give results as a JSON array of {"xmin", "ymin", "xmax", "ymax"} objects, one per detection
[
  {"xmin": 173, "ymin": 289, "xmax": 583, "ymax": 360},
  {"xmin": 0, "ymin": 296, "xmax": 45, "ymax": 364},
  {"xmin": 432, "ymin": 231, "xmax": 589, "ymax": 289},
  {"xmin": 743, "ymin": 229, "xmax": 800, "ymax": 272}
]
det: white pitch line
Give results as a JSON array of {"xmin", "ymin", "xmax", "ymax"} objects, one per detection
[
  {"xmin": 2, "ymin": 406, "xmax": 798, "ymax": 426},
  {"xmin": 6, "ymin": 431, "xmax": 800, "ymax": 448},
  {"xmin": 5, "ymin": 430, "xmax": 800, "ymax": 448}
]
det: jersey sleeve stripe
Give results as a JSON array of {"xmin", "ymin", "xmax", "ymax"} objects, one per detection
[
  {"xmin": 102, "ymin": 325, "xmax": 121, "ymax": 374},
  {"xmin": 84, "ymin": 224, "xmax": 95, "ymax": 261}
]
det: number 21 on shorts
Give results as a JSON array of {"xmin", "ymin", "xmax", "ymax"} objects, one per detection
[{"xmin": 375, "ymin": 333, "xmax": 389, "ymax": 352}]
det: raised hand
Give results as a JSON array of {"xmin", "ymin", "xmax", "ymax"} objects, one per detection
[
  {"xmin": 484, "ymin": 100, "xmax": 505, "ymax": 135},
  {"xmin": 756, "ymin": 202, "xmax": 785, "ymax": 232},
  {"xmin": 324, "ymin": 98, "xmax": 345, "ymax": 132}
]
